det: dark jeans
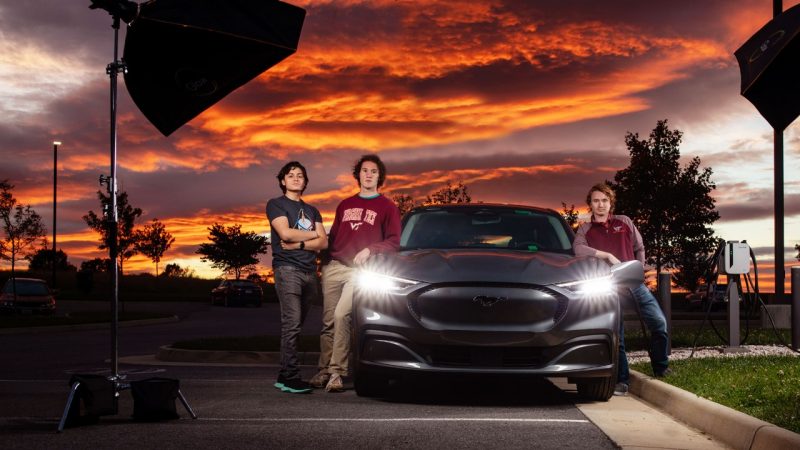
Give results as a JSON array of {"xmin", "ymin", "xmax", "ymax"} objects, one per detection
[
  {"xmin": 274, "ymin": 266, "xmax": 319, "ymax": 380},
  {"xmin": 618, "ymin": 283, "xmax": 669, "ymax": 384}
]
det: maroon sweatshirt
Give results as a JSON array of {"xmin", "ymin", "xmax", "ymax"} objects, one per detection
[
  {"xmin": 327, "ymin": 194, "xmax": 401, "ymax": 266},
  {"xmin": 573, "ymin": 214, "xmax": 645, "ymax": 264}
]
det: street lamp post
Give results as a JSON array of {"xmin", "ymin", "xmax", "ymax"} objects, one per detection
[{"xmin": 52, "ymin": 140, "xmax": 61, "ymax": 289}]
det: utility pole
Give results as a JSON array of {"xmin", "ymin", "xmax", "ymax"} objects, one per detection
[{"xmin": 52, "ymin": 140, "xmax": 61, "ymax": 288}]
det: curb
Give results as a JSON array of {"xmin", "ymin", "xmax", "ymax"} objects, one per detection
[
  {"xmin": 156, "ymin": 345, "xmax": 320, "ymax": 366},
  {"xmin": 630, "ymin": 370, "xmax": 800, "ymax": 450},
  {"xmin": 0, "ymin": 315, "xmax": 179, "ymax": 335}
]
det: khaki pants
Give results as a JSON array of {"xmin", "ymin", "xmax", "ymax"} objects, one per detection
[{"xmin": 318, "ymin": 260, "xmax": 356, "ymax": 376}]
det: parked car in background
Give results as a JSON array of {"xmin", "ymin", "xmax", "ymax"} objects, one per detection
[
  {"xmin": 0, "ymin": 278, "xmax": 56, "ymax": 314},
  {"xmin": 686, "ymin": 282, "xmax": 728, "ymax": 311},
  {"xmin": 211, "ymin": 279, "xmax": 263, "ymax": 307},
  {"xmin": 352, "ymin": 204, "xmax": 644, "ymax": 401}
]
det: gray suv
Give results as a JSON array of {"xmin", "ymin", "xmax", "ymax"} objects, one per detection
[{"xmin": 352, "ymin": 204, "xmax": 643, "ymax": 401}]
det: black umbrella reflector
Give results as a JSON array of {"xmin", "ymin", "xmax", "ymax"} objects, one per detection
[
  {"xmin": 735, "ymin": 3, "xmax": 800, "ymax": 131},
  {"xmin": 123, "ymin": 0, "xmax": 305, "ymax": 136}
]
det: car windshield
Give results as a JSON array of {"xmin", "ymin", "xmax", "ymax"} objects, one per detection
[
  {"xmin": 231, "ymin": 281, "xmax": 256, "ymax": 287},
  {"xmin": 400, "ymin": 207, "xmax": 573, "ymax": 253},
  {"xmin": 3, "ymin": 280, "xmax": 49, "ymax": 295}
]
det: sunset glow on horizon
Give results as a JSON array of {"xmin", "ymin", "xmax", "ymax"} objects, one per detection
[{"xmin": 2, "ymin": 0, "xmax": 799, "ymax": 288}]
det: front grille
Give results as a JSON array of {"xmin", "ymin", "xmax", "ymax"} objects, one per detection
[
  {"xmin": 428, "ymin": 345, "xmax": 546, "ymax": 368},
  {"xmin": 408, "ymin": 283, "xmax": 570, "ymax": 328}
]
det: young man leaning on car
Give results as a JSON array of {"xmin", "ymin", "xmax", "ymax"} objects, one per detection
[
  {"xmin": 573, "ymin": 182, "xmax": 670, "ymax": 396},
  {"xmin": 310, "ymin": 154, "xmax": 402, "ymax": 392},
  {"xmin": 267, "ymin": 161, "xmax": 328, "ymax": 394}
]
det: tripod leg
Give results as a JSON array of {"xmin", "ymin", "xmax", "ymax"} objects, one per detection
[
  {"xmin": 177, "ymin": 389, "xmax": 197, "ymax": 419},
  {"xmin": 57, "ymin": 381, "xmax": 81, "ymax": 432}
]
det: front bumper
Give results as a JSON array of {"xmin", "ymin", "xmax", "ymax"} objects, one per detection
[{"xmin": 353, "ymin": 285, "xmax": 620, "ymax": 378}]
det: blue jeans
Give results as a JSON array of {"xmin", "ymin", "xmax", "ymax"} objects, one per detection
[
  {"xmin": 274, "ymin": 266, "xmax": 319, "ymax": 380},
  {"xmin": 618, "ymin": 283, "xmax": 669, "ymax": 384}
]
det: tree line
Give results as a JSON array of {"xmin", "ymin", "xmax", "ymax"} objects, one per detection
[
  {"xmin": 1, "ymin": 182, "xmax": 178, "ymax": 280},
  {"xmin": 2, "ymin": 120, "xmax": 788, "ymax": 288}
]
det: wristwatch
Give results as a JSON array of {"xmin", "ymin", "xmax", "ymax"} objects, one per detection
[{"xmin": 299, "ymin": 241, "xmax": 305, "ymax": 250}]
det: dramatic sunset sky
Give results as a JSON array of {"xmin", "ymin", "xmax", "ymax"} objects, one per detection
[{"xmin": 2, "ymin": 0, "xmax": 799, "ymax": 287}]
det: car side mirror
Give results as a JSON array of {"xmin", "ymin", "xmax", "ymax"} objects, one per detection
[
  {"xmin": 50, "ymin": 288, "xmax": 60, "ymax": 296},
  {"xmin": 610, "ymin": 260, "xmax": 644, "ymax": 289}
]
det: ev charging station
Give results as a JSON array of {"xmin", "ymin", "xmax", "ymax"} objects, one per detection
[{"xmin": 719, "ymin": 241, "xmax": 751, "ymax": 353}]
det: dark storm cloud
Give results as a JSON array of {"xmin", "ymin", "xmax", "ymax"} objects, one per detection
[{"xmin": 716, "ymin": 185, "xmax": 800, "ymax": 221}]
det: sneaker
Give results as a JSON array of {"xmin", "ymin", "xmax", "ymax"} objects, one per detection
[
  {"xmin": 309, "ymin": 369, "xmax": 330, "ymax": 388},
  {"xmin": 654, "ymin": 368, "xmax": 673, "ymax": 378},
  {"xmin": 325, "ymin": 373, "xmax": 344, "ymax": 393},
  {"xmin": 274, "ymin": 377, "xmax": 312, "ymax": 394},
  {"xmin": 613, "ymin": 382, "xmax": 629, "ymax": 396}
]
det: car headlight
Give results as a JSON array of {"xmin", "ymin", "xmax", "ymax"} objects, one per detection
[
  {"xmin": 357, "ymin": 271, "xmax": 419, "ymax": 294},
  {"xmin": 557, "ymin": 275, "xmax": 614, "ymax": 296}
]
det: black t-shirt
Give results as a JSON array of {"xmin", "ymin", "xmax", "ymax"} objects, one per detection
[{"xmin": 266, "ymin": 196, "xmax": 323, "ymax": 272}]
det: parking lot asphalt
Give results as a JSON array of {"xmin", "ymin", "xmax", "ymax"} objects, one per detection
[
  {"xmin": 131, "ymin": 348, "xmax": 800, "ymax": 450},
  {"xmin": 4, "ymin": 301, "xmax": 799, "ymax": 449}
]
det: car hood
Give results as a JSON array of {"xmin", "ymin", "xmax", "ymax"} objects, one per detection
[{"xmin": 371, "ymin": 249, "xmax": 609, "ymax": 286}]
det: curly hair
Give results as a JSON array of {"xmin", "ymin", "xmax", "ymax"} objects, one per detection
[{"xmin": 352, "ymin": 154, "xmax": 387, "ymax": 188}]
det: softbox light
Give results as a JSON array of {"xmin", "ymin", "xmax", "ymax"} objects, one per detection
[
  {"xmin": 123, "ymin": 0, "xmax": 305, "ymax": 136},
  {"xmin": 735, "ymin": 3, "xmax": 800, "ymax": 131}
]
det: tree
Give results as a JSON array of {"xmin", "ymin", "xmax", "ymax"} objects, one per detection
[
  {"xmin": 134, "ymin": 218, "xmax": 175, "ymax": 276},
  {"xmin": 1, "ymin": 180, "xmax": 47, "ymax": 278},
  {"xmin": 163, "ymin": 263, "xmax": 194, "ymax": 278},
  {"xmin": 393, "ymin": 180, "xmax": 473, "ymax": 215},
  {"xmin": 27, "ymin": 248, "xmax": 76, "ymax": 272},
  {"xmin": 196, "ymin": 223, "xmax": 269, "ymax": 279},
  {"xmin": 609, "ymin": 120, "xmax": 719, "ymax": 290},
  {"xmin": 560, "ymin": 202, "xmax": 580, "ymax": 232},
  {"xmin": 246, "ymin": 272, "xmax": 263, "ymax": 283},
  {"xmin": 672, "ymin": 244, "xmax": 718, "ymax": 293},
  {"xmin": 392, "ymin": 194, "xmax": 418, "ymax": 216},
  {"xmin": 80, "ymin": 258, "xmax": 112, "ymax": 273},
  {"xmin": 83, "ymin": 190, "xmax": 143, "ymax": 274},
  {"xmin": 423, "ymin": 180, "xmax": 471, "ymax": 205}
]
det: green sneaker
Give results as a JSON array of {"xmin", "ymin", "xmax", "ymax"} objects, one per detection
[{"xmin": 276, "ymin": 377, "xmax": 312, "ymax": 394}]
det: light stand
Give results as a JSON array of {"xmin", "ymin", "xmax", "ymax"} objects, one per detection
[
  {"xmin": 58, "ymin": 5, "xmax": 195, "ymax": 431},
  {"xmin": 58, "ymin": 0, "xmax": 304, "ymax": 429}
]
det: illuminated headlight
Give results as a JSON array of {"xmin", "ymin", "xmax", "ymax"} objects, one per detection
[
  {"xmin": 357, "ymin": 271, "xmax": 419, "ymax": 294},
  {"xmin": 557, "ymin": 275, "xmax": 614, "ymax": 296}
]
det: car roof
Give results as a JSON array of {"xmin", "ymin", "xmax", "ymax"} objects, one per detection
[
  {"xmin": 4, "ymin": 277, "xmax": 47, "ymax": 283},
  {"xmin": 407, "ymin": 203, "xmax": 559, "ymax": 216}
]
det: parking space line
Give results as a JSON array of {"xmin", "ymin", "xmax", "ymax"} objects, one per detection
[{"xmin": 198, "ymin": 418, "xmax": 590, "ymax": 423}]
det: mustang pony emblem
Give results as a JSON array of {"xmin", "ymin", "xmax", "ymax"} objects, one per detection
[{"xmin": 472, "ymin": 295, "xmax": 506, "ymax": 307}]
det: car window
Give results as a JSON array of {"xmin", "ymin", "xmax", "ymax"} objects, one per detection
[
  {"xmin": 401, "ymin": 208, "xmax": 572, "ymax": 253},
  {"xmin": 231, "ymin": 281, "xmax": 256, "ymax": 287},
  {"xmin": 2, "ymin": 280, "xmax": 49, "ymax": 295}
]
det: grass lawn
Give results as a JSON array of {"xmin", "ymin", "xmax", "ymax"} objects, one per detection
[
  {"xmin": 0, "ymin": 311, "xmax": 171, "ymax": 328},
  {"xmin": 631, "ymin": 355, "xmax": 800, "ymax": 434}
]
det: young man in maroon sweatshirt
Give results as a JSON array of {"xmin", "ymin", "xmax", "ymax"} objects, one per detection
[
  {"xmin": 573, "ymin": 182, "xmax": 670, "ymax": 396},
  {"xmin": 310, "ymin": 154, "xmax": 401, "ymax": 392}
]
